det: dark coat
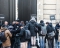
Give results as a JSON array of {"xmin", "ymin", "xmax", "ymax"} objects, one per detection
[
  {"xmin": 20, "ymin": 28, "xmax": 27, "ymax": 42},
  {"xmin": 46, "ymin": 23, "xmax": 55, "ymax": 34},
  {"xmin": 46, "ymin": 23, "xmax": 55, "ymax": 39},
  {"xmin": 28, "ymin": 20, "xmax": 38, "ymax": 36},
  {"xmin": 9, "ymin": 24, "xmax": 21, "ymax": 36},
  {"xmin": 55, "ymin": 23, "xmax": 60, "ymax": 40},
  {"xmin": 12, "ymin": 24, "xmax": 21, "ymax": 34}
]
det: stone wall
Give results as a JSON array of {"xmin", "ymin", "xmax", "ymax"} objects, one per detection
[{"xmin": 37, "ymin": 0, "xmax": 60, "ymax": 24}]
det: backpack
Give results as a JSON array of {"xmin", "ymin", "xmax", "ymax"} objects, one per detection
[
  {"xmin": 41, "ymin": 26, "xmax": 47, "ymax": 35},
  {"xmin": 25, "ymin": 30, "xmax": 31, "ymax": 40},
  {"xmin": 0, "ymin": 31, "xmax": 7, "ymax": 42}
]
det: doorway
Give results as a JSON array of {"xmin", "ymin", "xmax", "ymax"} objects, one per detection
[{"xmin": 18, "ymin": 0, "xmax": 37, "ymax": 22}]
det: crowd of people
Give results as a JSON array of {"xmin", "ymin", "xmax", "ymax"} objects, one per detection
[{"xmin": 0, "ymin": 17, "xmax": 60, "ymax": 48}]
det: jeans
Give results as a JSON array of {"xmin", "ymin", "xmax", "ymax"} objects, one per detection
[
  {"xmin": 39, "ymin": 36, "xmax": 45, "ymax": 48},
  {"xmin": 27, "ymin": 41, "xmax": 31, "ymax": 48},
  {"xmin": 57, "ymin": 42, "xmax": 60, "ymax": 48},
  {"xmin": 55, "ymin": 39, "xmax": 58, "ymax": 48}
]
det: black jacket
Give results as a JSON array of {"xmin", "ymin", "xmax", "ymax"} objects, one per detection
[
  {"xmin": 13, "ymin": 24, "xmax": 21, "ymax": 33},
  {"xmin": 20, "ymin": 28, "xmax": 27, "ymax": 42},
  {"xmin": 28, "ymin": 20, "xmax": 38, "ymax": 36},
  {"xmin": 47, "ymin": 23, "xmax": 55, "ymax": 33},
  {"xmin": 55, "ymin": 23, "xmax": 60, "ymax": 40}
]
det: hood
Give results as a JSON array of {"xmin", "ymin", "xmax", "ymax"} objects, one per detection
[
  {"xmin": 30, "ymin": 17, "xmax": 36, "ymax": 22},
  {"xmin": 40, "ymin": 23, "xmax": 45, "ymax": 26},
  {"xmin": 30, "ymin": 20, "xmax": 35, "ymax": 24}
]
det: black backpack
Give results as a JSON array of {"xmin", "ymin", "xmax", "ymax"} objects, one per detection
[
  {"xmin": 25, "ymin": 30, "xmax": 31, "ymax": 40},
  {"xmin": 0, "ymin": 31, "xmax": 7, "ymax": 42}
]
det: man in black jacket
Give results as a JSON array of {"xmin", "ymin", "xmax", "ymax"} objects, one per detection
[
  {"xmin": 13, "ymin": 20, "xmax": 21, "ymax": 48},
  {"xmin": 55, "ymin": 22, "xmax": 60, "ymax": 48},
  {"xmin": 47, "ymin": 23, "xmax": 55, "ymax": 48},
  {"xmin": 28, "ymin": 17, "xmax": 38, "ymax": 47}
]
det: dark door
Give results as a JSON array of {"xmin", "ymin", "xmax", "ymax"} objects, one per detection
[
  {"xmin": 0, "ymin": 0, "xmax": 15, "ymax": 23},
  {"xmin": 18, "ymin": 0, "xmax": 37, "ymax": 22},
  {"xmin": 0, "ymin": 0, "xmax": 10, "ymax": 23}
]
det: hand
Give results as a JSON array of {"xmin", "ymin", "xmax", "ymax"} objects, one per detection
[
  {"xmin": 57, "ymin": 29, "xmax": 59, "ymax": 31},
  {"xmin": 20, "ymin": 27, "xmax": 24, "ymax": 29}
]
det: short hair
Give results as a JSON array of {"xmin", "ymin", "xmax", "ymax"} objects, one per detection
[{"xmin": 46, "ymin": 22, "xmax": 49, "ymax": 24}]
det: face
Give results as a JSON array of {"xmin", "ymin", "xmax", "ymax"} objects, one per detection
[
  {"xmin": 16, "ymin": 21, "xmax": 19, "ymax": 24},
  {"xmin": 20, "ymin": 26, "xmax": 24, "ymax": 29},
  {"xmin": 12, "ymin": 21, "xmax": 16, "ymax": 24},
  {"xmin": 4, "ymin": 21, "xmax": 8, "ymax": 25}
]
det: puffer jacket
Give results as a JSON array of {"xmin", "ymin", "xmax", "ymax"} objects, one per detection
[
  {"xmin": 28, "ymin": 20, "xmax": 37, "ymax": 36},
  {"xmin": 20, "ymin": 27, "xmax": 27, "ymax": 42}
]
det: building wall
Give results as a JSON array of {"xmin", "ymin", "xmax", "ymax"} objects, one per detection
[{"xmin": 37, "ymin": 0, "xmax": 60, "ymax": 24}]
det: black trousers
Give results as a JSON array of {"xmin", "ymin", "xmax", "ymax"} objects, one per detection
[
  {"xmin": 14, "ymin": 37, "xmax": 20, "ymax": 48},
  {"xmin": 48, "ymin": 38, "xmax": 54, "ymax": 48},
  {"xmin": 11, "ymin": 38, "xmax": 15, "ymax": 48}
]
